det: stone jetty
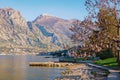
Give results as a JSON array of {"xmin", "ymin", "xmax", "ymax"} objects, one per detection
[{"xmin": 29, "ymin": 62, "xmax": 73, "ymax": 67}]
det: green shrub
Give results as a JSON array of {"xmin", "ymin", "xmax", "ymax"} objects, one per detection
[{"xmin": 96, "ymin": 48, "xmax": 113, "ymax": 59}]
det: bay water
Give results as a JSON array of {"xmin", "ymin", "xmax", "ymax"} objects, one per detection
[{"xmin": 0, "ymin": 55, "xmax": 63, "ymax": 80}]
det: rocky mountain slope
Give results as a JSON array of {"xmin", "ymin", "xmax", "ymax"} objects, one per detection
[
  {"xmin": 0, "ymin": 8, "xmax": 29, "ymax": 47},
  {"xmin": 0, "ymin": 8, "xmax": 88, "ymax": 54},
  {"xmin": 33, "ymin": 14, "xmax": 74, "ymax": 47},
  {"xmin": 0, "ymin": 8, "xmax": 61, "ymax": 53}
]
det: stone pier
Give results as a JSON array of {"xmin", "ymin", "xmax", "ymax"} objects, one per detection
[{"xmin": 29, "ymin": 62, "xmax": 73, "ymax": 67}]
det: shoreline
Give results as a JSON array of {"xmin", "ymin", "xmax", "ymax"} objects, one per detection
[{"xmin": 55, "ymin": 63, "xmax": 108, "ymax": 80}]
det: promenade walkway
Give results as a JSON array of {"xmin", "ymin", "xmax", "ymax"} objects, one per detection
[{"xmin": 87, "ymin": 63, "xmax": 120, "ymax": 80}]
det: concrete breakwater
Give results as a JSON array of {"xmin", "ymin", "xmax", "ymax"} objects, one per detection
[{"xmin": 29, "ymin": 62, "xmax": 73, "ymax": 67}]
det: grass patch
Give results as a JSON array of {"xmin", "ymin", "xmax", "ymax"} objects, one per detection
[{"xmin": 94, "ymin": 57, "xmax": 120, "ymax": 69}]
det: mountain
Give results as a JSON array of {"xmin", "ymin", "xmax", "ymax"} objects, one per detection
[
  {"xmin": 0, "ymin": 8, "xmax": 88, "ymax": 54},
  {"xmin": 33, "ymin": 14, "xmax": 74, "ymax": 47},
  {"xmin": 0, "ymin": 8, "xmax": 29, "ymax": 47},
  {"xmin": 0, "ymin": 8, "xmax": 61, "ymax": 54}
]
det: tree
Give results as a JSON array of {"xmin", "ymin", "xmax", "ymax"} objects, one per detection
[
  {"xmin": 69, "ymin": 19, "xmax": 94, "ymax": 47},
  {"xmin": 69, "ymin": 18, "xmax": 97, "ymax": 58},
  {"xmin": 85, "ymin": 0, "xmax": 120, "ymax": 66}
]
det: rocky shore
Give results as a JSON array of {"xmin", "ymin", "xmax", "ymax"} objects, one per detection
[{"xmin": 55, "ymin": 63, "xmax": 108, "ymax": 80}]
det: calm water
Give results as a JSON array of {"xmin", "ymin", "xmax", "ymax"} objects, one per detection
[{"xmin": 0, "ymin": 55, "xmax": 63, "ymax": 80}]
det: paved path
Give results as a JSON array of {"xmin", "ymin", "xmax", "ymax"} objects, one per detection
[
  {"xmin": 87, "ymin": 63, "xmax": 120, "ymax": 80},
  {"xmin": 108, "ymin": 69, "xmax": 120, "ymax": 80}
]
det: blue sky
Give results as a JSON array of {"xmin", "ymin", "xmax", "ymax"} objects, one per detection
[{"xmin": 0, "ymin": 0, "xmax": 88, "ymax": 21}]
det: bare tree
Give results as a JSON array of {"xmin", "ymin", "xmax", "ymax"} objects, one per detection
[{"xmin": 85, "ymin": 0, "xmax": 120, "ymax": 66}]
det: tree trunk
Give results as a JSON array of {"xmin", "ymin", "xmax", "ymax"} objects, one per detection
[
  {"xmin": 117, "ymin": 25, "xmax": 120, "ymax": 66},
  {"xmin": 117, "ymin": 51, "xmax": 120, "ymax": 66}
]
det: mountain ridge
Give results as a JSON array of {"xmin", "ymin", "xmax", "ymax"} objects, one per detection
[{"xmin": 0, "ymin": 8, "xmax": 85, "ymax": 54}]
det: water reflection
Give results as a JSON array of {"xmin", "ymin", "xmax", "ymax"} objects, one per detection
[{"xmin": 0, "ymin": 55, "xmax": 62, "ymax": 80}]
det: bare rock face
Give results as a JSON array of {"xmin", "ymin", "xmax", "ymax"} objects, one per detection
[
  {"xmin": 0, "ymin": 8, "xmax": 29, "ymax": 47},
  {"xmin": 33, "ymin": 14, "xmax": 61, "ymax": 27},
  {"xmin": 0, "ymin": 8, "xmax": 90, "ymax": 53},
  {"xmin": 0, "ymin": 8, "xmax": 61, "ymax": 53},
  {"xmin": 33, "ymin": 14, "xmax": 74, "ymax": 47},
  {"xmin": 27, "ymin": 22, "xmax": 61, "ymax": 51},
  {"xmin": 0, "ymin": 8, "xmax": 27, "ymax": 27},
  {"xmin": 33, "ymin": 15, "xmax": 92, "ymax": 48}
]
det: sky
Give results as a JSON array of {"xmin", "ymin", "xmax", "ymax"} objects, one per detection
[{"xmin": 0, "ymin": 0, "xmax": 88, "ymax": 21}]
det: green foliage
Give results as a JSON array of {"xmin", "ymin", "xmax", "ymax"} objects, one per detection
[
  {"xmin": 105, "ymin": 70, "xmax": 110, "ymax": 76},
  {"xmin": 91, "ymin": 71, "xmax": 97, "ymax": 75},
  {"xmin": 50, "ymin": 50, "xmax": 68, "ymax": 57},
  {"xmin": 75, "ymin": 57, "xmax": 84, "ymax": 60},
  {"xmin": 96, "ymin": 49, "xmax": 113, "ymax": 59}
]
